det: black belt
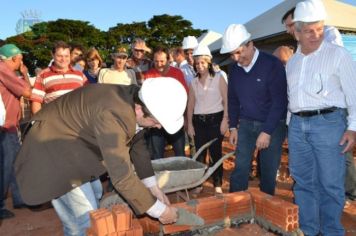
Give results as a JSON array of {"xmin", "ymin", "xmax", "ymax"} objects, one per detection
[
  {"xmin": 194, "ymin": 111, "xmax": 223, "ymax": 122},
  {"xmin": 293, "ymin": 107, "xmax": 337, "ymax": 117}
]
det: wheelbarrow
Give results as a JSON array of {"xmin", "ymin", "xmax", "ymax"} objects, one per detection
[
  {"xmin": 100, "ymin": 138, "xmax": 234, "ymax": 207},
  {"xmin": 152, "ymin": 138, "xmax": 235, "ymax": 200}
]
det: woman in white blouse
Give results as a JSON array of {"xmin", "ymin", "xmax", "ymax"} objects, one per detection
[{"xmin": 187, "ymin": 44, "xmax": 228, "ymax": 194}]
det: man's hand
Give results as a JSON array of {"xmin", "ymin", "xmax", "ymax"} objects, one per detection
[
  {"xmin": 256, "ymin": 132, "xmax": 271, "ymax": 150},
  {"xmin": 19, "ymin": 63, "xmax": 28, "ymax": 75},
  {"xmin": 149, "ymin": 185, "xmax": 170, "ymax": 205},
  {"xmin": 339, "ymin": 130, "xmax": 356, "ymax": 153},
  {"xmin": 159, "ymin": 206, "xmax": 178, "ymax": 224},
  {"xmin": 229, "ymin": 129, "xmax": 238, "ymax": 145}
]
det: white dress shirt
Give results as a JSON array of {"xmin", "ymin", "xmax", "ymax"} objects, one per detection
[{"xmin": 286, "ymin": 41, "xmax": 356, "ymax": 131}]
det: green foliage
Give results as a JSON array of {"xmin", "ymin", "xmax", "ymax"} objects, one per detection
[{"xmin": 4, "ymin": 14, "xmax": 206, "ymax": 74}]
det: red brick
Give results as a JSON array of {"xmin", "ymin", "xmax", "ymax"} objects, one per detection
[
  {"xmin": 112, "ymin": 204, "xmax": 132, "ymax": 231},
  {"xmin": 264, "ymin": 196, "xmax": 298, "ymax": 216},
  {"xmin": 163, "ymin": 224, "xmax": 192, "ymax": 235},
  {"xmin": 196, "ymin": 196, "xmax": 225, "ymax": 222},
  {"xmin": 86, "ymin": 227, "xmax": 96, "ymax": 236},
  {"xmin": 104, "ymin": 211, "xmax": 116, "ymax": 234},
  {"xmin": 92, "ymin": 213, "xmax": 108, "ymax": 236},
  {"xmin": 131, "ymin": 219, "xmax": 143, "ymax": 236},
  {"xmin": 137, "ymin": 216, "xmax": 160, "ymax": 234}
]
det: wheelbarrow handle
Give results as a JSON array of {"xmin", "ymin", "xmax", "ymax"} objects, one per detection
[
  {"xmin": 192, "ymin": 138, "xmax": 218, "ymax": 161},
  {"xmin": 205, "ymin": 151, "xmax": 235, "ymax": 178}
]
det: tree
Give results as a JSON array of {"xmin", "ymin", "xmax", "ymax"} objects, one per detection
[
  {"xmin": 6, "ymin": 19, "xmax": 107, "ymax": 74},
  {"xmin": 147, "ymin": 14, "xmax": 205, "ymax": 49},
  {"xmin": 4, "ymin": 15, "xmax": 206, "ymax": 74},
  {"xmin": 107, "ymin": 22, "xmax": 150, "ymax": 50}
]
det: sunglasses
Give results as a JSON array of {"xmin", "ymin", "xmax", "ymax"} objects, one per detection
[
  {"xmin": 113, "ymin": 54, "xmax": 128, "ymax": 59},
  {"xmin": 134, "ymin": 49, "xmax": 145, "ymax": 53}
]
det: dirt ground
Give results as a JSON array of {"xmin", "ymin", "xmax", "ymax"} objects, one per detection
[{"xmin": 1, "ymin": 144, "xmax": 356, "ymax": 236}]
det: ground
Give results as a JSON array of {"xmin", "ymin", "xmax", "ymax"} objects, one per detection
[{"xmin": 0, "ymin": 142, "xmax": 355, "ymax": 236}]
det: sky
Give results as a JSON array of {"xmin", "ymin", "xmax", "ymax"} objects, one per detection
[{"xmin": 1, "ymin": 0, "xmax": 355, "ymax": 40}]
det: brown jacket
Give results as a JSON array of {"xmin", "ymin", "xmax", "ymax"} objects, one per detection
[{"xmin": 15, "ymin": 84, "xmax": 156, "ymax": 214}]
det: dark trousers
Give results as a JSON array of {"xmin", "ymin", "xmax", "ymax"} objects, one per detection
[
  {"xmin": 148, "ymin": 127, "xmax": 185, "ymax": 160},
  {"xmin": 193, "ymin": 111, "xmax": 224, "ymax": 187}
]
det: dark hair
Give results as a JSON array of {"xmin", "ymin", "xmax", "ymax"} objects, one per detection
[
  {"xmin": 172, "ymin": 47, "xmax": 185, "ymax": 56},
  {"xmin": 153, "ymin": 46, "xmax": 170, "ymax": 60},
  {"xmin": 281, "ymin": 7, "xmax": 295, "ymax": 24},
  {"xmin": 52, "ymin": 41, "xmax": 71, "ymax": 54},
  {"xmin": 133, "ymin": 90, "xmax": 153, "ymax": 118},
  {"xmin": 70, "ymin": 43, "xmax": 85, "ymax": 54}
]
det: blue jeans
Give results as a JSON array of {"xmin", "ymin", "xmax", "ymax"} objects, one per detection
[
  {"xmin": 230, "ymin": 119, "xmax": 286, "ymax": 195},
  {"xmin": 288, "ymin": 109, "xmax": 346, "ymax": 236},
  {"xmin": 52, "ymin": 179, "xmax": 103, "ymax": 236},
  {"xmin": 0, "ymin": 131, "xmax": 24, "ymax": 209},
  {"xmin": 148, "ymin": 127, "xmax": 185, "ymax": 160}
]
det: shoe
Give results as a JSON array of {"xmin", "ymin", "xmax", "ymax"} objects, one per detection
[
  {"xmin": 0, "ymin": 209, "xmax": 15, "ymax": 219},
  {"xmin": 215, "ymin": 187, "xmax": 223, "ymax": 194}
]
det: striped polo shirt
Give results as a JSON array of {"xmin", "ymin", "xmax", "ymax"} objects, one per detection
[{"xmin": 31, "ymin": 65, "xmax": 87, "ymax": 104}]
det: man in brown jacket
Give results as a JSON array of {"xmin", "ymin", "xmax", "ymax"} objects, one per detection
[{"xmin": 15, "ymin": 77, "xmax": 187, "ymax": 235}]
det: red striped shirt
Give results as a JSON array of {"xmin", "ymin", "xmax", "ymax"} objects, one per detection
[{"xmin": 31, "ymin": 65, "xmax": 87, "ymax": 104}]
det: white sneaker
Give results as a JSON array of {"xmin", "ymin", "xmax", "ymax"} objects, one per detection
[{"xmin": 215, "ymin": 187, "xmax": 223, "ymax": 194}]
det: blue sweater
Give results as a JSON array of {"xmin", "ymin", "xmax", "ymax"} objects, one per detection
[{"xmin": 228, "ymin": 51, "xmax": 287, "ymax": 135}]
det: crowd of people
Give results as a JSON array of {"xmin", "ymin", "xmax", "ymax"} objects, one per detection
[{"xmin": 0, "ymin": 0, "xmax": 355, "ymax": 235}]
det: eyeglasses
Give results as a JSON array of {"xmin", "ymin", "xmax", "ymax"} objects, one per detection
[
  {"xmin": 113, "ymin": 53, "xmax": 128, "ymax": 59},
  {"xmin": 134, "ymin": 49, "xmax": 145, "ymax": 53},
  {"xmin": 115, "ymin": 55, "xmax": 128, "ymax": 59}
]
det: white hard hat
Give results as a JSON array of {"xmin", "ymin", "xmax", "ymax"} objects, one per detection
[
  {"xmin": 193, "ymin": 44, "xmax": 212, "ymax": 58},
  {"xmin": 220, "ymin": 24, "xmax": 251, "ymax": 54},
  {"xmin": 139, "ymin": 77, "xmax": 187, "ymax": 134},
  {"xmin": 182, "ymin": 36, "xmax": 198, "ymax": 50},
  {"xmin": 293, "ymin": 0, "xmax": 327, "ymax": 23}
]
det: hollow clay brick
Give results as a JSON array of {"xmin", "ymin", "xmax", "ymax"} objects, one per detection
[
  {"xmin": 104, "ymin": 211, "xmax": 116, "ymax": 234},
  {"xmin": 92, "ymin": 213, "xmax": 109, "ymax": 236},
  {"xmin": 163, "ymin": 223, "xmax": 192, "ymax": 235},
  {"xmin": 131, "ymin": 219, "xmax": 143, "ymax": 236},
  {"xmin": 112, "ymin": 204, "xmax": 132, "ymax": 231},
  {"xmin": 86, "ymin": 227, "xmax": 95, "ymax": 236},
  {"xmin": 264, "ymin": 196, "xmax": 298, "ymax": 216},
  {"xmin": 137, "ymin": 216, "xmax": 160, "ymax": 234}
]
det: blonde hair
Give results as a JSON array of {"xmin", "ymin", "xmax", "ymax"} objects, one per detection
[
  {"xmin": 194, "ymin": 55, "xmax": 212, "ymax": 64},
  {"xmin": 194, "ymin": 55, "xmax": 215, "ymax": 78}
]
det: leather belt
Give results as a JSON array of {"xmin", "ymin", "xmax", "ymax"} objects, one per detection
[
  {"xmin": 293, "ymin": 107, "xmax": 337, "ymax": 117},
  {"xmin": 194, "ymin": 111, "xmax": 223, "ymax": 122}
]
